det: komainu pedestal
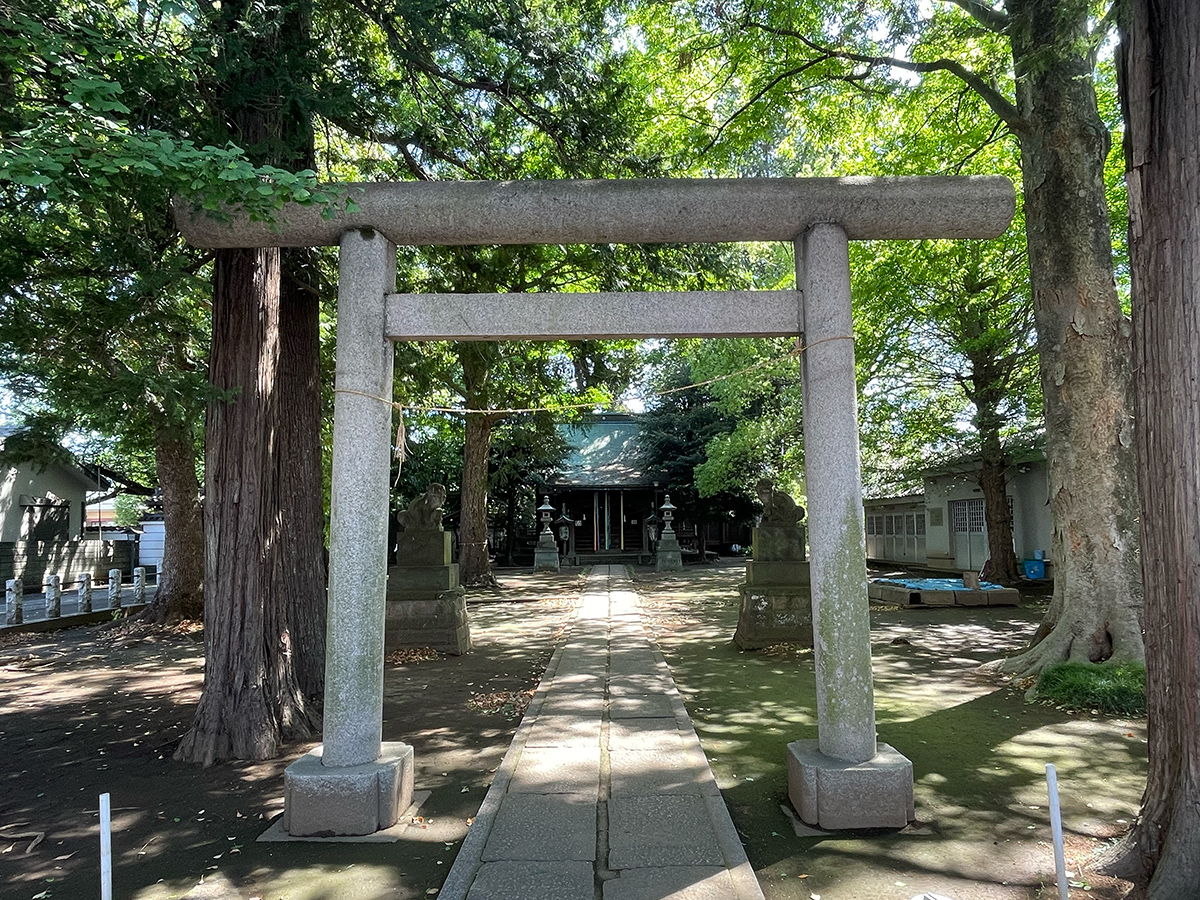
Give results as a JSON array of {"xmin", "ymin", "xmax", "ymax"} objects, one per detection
[
  {"xmin": 734, "ymin": 479, "xmax": 812, "ymax": 649},
  {"xmin": 387, "ymin": 485, "xmax": 470, "ymax": 655}
]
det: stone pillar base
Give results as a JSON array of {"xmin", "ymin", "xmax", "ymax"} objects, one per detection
[
  {"xmin": 283, "ymin": 742, "xmax": 414, "ymax": 837},
  {"xmin": 655, "ymin": 536, "xmax": 683, "ymax": 571},
  {"xmin": 385, "ymin": 591, "xmax": 471, "ymax": 655},
  {"xmin": 533, "ymin": 539, "xmax": 561, "ymax": 572},
  {"xmin": 786, "ymin": 740, "xmax": 914, "ymax": 830},
  {"xmin": 733, "ymin": 587, "xmax": 812, "ymax": 649}
]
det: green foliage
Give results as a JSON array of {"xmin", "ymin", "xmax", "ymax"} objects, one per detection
[
  {"xmin": 1036, "ymin": 662, "xmax": 1147, "ymax": 717},
  {"xmin": 113, "ymin": 493, "xmax": 149, "ymax": 527},
  {"xmin": 637, "ymin": 355, "xmax": 759, "ymax": 529}
]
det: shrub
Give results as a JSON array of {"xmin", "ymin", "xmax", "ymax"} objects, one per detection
[{"xmin": 1035, "ymin": 661, "xmax": 1147, "ymax": 716}]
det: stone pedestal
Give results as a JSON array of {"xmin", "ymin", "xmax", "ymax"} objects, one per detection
[
  {"xmin": 283, "ymin": 742, "xmax": 414, "ymax": 837},
  {"xmin": 734, "ymin": 528, "xmax": 812, "ymax": 649},
  {"xmin": 533, "ymin": 531, "xmax": 560, "ymax": 572},
  {"xmin": 654, "ymin": 533, "xmax": 683, "ymax": 571},
  {"xmin": 786, "ymin": 740, "xmax": 914, "ymax": 830},
  {"xmin": 387, "ymin": 531, "xmax": 470, "ymax": 655}
]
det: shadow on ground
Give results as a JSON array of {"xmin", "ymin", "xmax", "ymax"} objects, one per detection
[
  {"xmin": 0, "ymin": 564, "xmax": 1145, "ymax": 900},
  {"xmin": 0, "ymin": 570, "xmax": 585, "ymax": 900},
  {"xmin": 637, "ymin": 561, "xmax": 1145, "ymax": 900}
]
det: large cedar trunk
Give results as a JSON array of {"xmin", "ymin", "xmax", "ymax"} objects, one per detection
[
  {"xmin": 459, "ymin": 411, "xmax": 495, "ymax": 584},
  {"xmin": 174, "ymin": 248, "xmax": 318, "ymax": 765},
  {"xmin": 1110, "ymin": 2, "xmax": 1200, "ymax": 892},
  {"xmin": 998, "ymin": 0, "xmax": 1144, "ymax": 674},
  {"xmin": 278, "ymin": 250, "xmax": 326, "ymax": 701},
  {"xmin": 139, "ymin": 423, "xmax": 204, "ymax": 624}
]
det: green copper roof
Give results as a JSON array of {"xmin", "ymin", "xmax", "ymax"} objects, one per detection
[{"xmin": 553, "ymin": 414, "xmax": 654, "ymax": 488}]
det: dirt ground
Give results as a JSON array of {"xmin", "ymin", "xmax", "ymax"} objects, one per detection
[{"xmin": 0, "ymin": 563, "xmax": 1146, "ymax": 900}]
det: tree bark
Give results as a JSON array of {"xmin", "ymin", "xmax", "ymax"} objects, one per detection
[
  {"xmin": 176, "ymin": 0, "xmax": 326, "ymax": 761},
  {"xmin": 139, "ymin": 423, "xmax": 204, "ymax": 624},
  {"xmin": 277, "ymin": 251, "xmax": 326, "ymax": 702},
  {"xmin": 175, "ymin": 247, "xmax": 319, "ymax": 765},
  {"xmin": 1108, "ymin": 2, "xmax": 1200, "ymax": 892},
  {"xmin": 997, "ymin": 0, "xmax": 1144, "ymax": 675},
  {"xmin": 459, "ymin": 411, "xmax": 495, "ymax": 584},
  {"xmin": 978, "ymin": 457, "xmax": 1019, "ymax": 585}
]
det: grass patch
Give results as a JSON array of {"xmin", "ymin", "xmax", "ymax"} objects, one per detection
[{"xmin": 1036, "ymin": 661, "xmax": 1147, "ymax": 716}]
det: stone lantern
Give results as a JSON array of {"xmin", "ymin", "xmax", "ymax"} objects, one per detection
[
  {"xmin": 654, "ymin": 493, "xmax": 683, "ymax": 571},
  {"xmin": 533, "ymin": 495, "xmax": 561, "ymax": 572}
]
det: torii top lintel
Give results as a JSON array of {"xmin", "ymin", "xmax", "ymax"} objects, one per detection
[{"xmin": 175, "ymin": 176, "xmax": 1015, "ymax": 248}]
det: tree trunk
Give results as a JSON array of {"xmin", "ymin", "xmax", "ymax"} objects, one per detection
[
  {"xmin": 175, "ymin": 247, "xmax": 318, "ymax": 765},
  {"xmin": 459, "ymin": 411, "xmax": 495, "ymax": 584},
  {"xmin": 978, "ymin": 460, "xmax": 1018, "ymax": 585},
  {"xmin": 277, "ymin": 250, "xmax": 326, "ymax": 701},
  {"xmin": 139, "ymin": 423, "xmax": 203, "ymax": 624},
  {"xmin": 997, "ymin": 0, "xmax": 1144, "ymax": 675},
  {"xmin": 1108, "ymin": 2, "xmax": 1200, "ymax": 893},
  {"xmin": 504, "ymin": 482, "xmax": 517, "ymax": 566}
]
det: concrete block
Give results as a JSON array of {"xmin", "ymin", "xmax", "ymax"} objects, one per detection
[
  {"xmin": 283, "ymin": 742, "xmax": 414, "ymax": 837},
  {"xmin": 867, "ymin": 582, "xmax": 883, "ymax": 600},
  {"xmin": 609, "ymin": 674, "xmax": 672, "ymax": 697},
  {"xmin": 603, "ymin": 867, "xmax": 736, "ymax": 900},
  {"xmin": 744, "ymin": 559, "xmax": 810, "ymax": 587},
  {"xmin": 987, "ymin": 588, "xmax": 1021, "ymax": 606},
  {"xmin": 467, "ymin": 860, "xmax": 594, "ymax": 900},
  {"xmin": 655, "ymin": 536, "xmax": 683, "ymax": 572},
  {"xmin": 954, "ymin": 590, "xmax": 989, "ymax": 607},
  {"xmin": 733, "ymin": 587, "xmax": 813, "ymax": 649},
  {"xmin": 481, "ymin": 794, "xmax": 597, "ymax": 861},
  {"xmin": 386, "ymin": 563, "xmax": 459, "ymax": 600},
  {"xmin": 786, "ymin": 739, "xmax": 913, "ymax": 830},
  {"xmin": 876, "ymin": 584, "xmax": 914, "ymax": 606},
  {"xmin": 609, "ymin": 693, "xmax": 675, "ymax": 719},
  {"xmin": 607, "ymin": 718, "xmax": 684, "ymax": 752},
  {"xmin": 536, "ymin": 691, "xmax": 604, "ymax": 719},
  {"xmin": 524, "ymin": 714, "xmax": 602, "ymax": 749},
  {"xmin": 607, "ymin": 796, "xmax": 725, "ymax": 868},
  {"xmin": 919, "ymin": 589, "xmax": 956, "ymax": 607},
  {"xmin": 608, "ymin": 651, "xmax": 661, "ymax": 675},
  {"xmin": 395, "ymin": 530, "xmax": 452, "ymax": 566},
  {"xmin": 609, "ymin": 748, "xmax": 707, "ymax": 796},
  {"xmin": 385, "ymin": 591, "xmax": 470, "ymax": 655},
  {"xmin": 508, "ymin": 747, "xmax": 601, "ymax": 797},
  {"xmin": 534, "ymin": 544, "xmax": 561, "ymax": 573}
]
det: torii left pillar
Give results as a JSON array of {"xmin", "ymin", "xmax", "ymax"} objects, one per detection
[{"xmin": 283, "ymin": 229, "xmax": 414, "ymax": 836}]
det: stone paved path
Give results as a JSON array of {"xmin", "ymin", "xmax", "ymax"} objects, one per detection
[{"xmin": 439, "ymin": 565, "xmax": 764, "ymax": 900}]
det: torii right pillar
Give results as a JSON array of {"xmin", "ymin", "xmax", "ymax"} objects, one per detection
[{"xmin": 786, "ymin": 223, "xmax": 915, "ymax": 830}]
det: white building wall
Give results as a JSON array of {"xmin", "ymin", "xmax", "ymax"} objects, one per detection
[
  {"xmin": 0, "ymin": 463, "xmax": 89, "ymax": 542},
  {"xmin": 138, "ymin": 520, "xmax": 166, "ymax": 570},
  {"xmin": 865, "ymin": 460, "xmax": 1053, "ymax": 576}
]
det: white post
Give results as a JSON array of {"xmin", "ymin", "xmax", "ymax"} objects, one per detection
[
  {"xmin": 5, "ymin": 577, "xmax": 22, "ymax": 626},
  {"xmin": 78, "ymin": 572, "xmax": 93, "ymax": 613},
  {"xmin": 798, "ymin": 223, "xmax": 877, "ymax": 764},
  {"xmin": 133, "ymin": 567, "xmax": 145, "ymax": 604},
  {"xmin": 108, "ymin": 569, "xmax": 122, "ymax": 609},
  {"xmin": 99, "ymin": 792, "xmax": 112, "ymax": 900},
  {"xmin": 1046, "ymin": 764, "xmax": 1069, "ymax": 900},
  {"xmin": 45, "ymin": 574, "xmax": 61, "ymax": 618},
  {"xmin": 322, "ymin": 228, "xmax": 396, "ymax": 768}
]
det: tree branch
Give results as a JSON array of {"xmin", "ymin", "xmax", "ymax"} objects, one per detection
[
  {"xmin": 942, "ymin": 0, "xmax": 1009, "ymax": 32},
  {"xmin": 742, "ymin": 21, "xmax": 1027, "ymax": 136}
]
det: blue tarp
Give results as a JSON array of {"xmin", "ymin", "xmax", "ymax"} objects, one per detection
[{"xmin": 876, "ymin": 577, "xmax": 1004, "ymax": 591}]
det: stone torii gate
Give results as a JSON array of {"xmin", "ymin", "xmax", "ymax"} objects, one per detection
[{"xmin": 178, "ymin": 176, "xmax": 1015, "ymax": 836}]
